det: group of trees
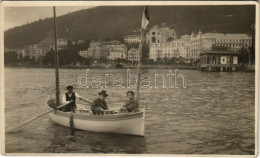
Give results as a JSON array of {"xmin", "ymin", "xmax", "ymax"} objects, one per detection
[{"xmin": 4, "ymin": 51, "xmax": 40, "ymax": 65}]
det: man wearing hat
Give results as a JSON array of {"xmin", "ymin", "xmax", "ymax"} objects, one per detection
[
  {"xmin": 61, "ymin": 85, "xmax": 85, "ymax": 112},
  {"xmin": 91, "ymin": 90, "xmax": 109, "ymax": 114}
]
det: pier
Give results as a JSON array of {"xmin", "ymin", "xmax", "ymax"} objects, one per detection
[{"xmin": 200, "ymin": 51, "xmax": 241, "ymax": 72}]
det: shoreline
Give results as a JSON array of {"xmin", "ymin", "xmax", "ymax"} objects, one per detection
[
  {"xmin": 4, "ymin": 64, "xmax": 255, "ymax": 72},
  {"xmin": 4, "ymin": 64, "xmax": 199, "ymax": 70}
]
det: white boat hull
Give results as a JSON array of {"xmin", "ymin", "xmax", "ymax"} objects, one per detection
[{"xmin": 46, "ymin": 101, "xmax": 145, "ymax": 136}]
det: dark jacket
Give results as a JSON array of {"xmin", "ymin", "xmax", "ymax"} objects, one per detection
[
  {"xmin": 124, "ymin": 99, "xmax": 136, "ymax": 112},
  {"xmin": 91, "ymin": 98, "xmax": 108, "ymax": 114}
]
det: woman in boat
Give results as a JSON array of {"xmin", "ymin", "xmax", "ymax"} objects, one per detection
[
  {"xmin": 122, "ymin": 90, "xmax": 137, "ymax": 113},
  {"xmin": 91, "ymin": 90, "xmax": 109, "ymax": 114}
]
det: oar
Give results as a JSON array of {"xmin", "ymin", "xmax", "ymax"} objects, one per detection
[
  {"xmin": 6, "ymin": 100, "xmax": 73, "ymax": 133},
  {"xmin": 80, "ymin": 98, "xmax": 92, "ymax": 104}
]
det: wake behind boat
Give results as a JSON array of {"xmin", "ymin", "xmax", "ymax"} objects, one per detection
[{"xmin": 46, "ymin": 99, "xmax": 145, "ymax": 136}]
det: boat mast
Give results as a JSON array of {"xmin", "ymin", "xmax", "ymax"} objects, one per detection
[
  {"xmin": 53, "ymin": 6, "xmax": 60, "ymax": 106},
  {"xmin": 136, "ymin": 7, "xmax": 147, "ymax": 109},
  {"xmin": 136, "ymin": 30, "xmax": 144, "ymax": 109}
]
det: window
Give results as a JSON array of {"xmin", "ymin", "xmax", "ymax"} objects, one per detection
[{"xmin": 152, "ymin": 37, "xmax": 156, "ymax": 43}]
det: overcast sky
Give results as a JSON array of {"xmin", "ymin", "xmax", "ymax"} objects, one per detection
[{"xmin": 4, "ymin": 6, "xmax": 94, "ymax": 31}]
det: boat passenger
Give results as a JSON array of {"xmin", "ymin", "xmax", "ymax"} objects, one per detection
[
  {"xmin": 61, "ymin": 85, "xmax": 84, "ymax": 112},
  {"xmin": 122, "ymin": 90, "xmax": 137, "ymax": 113},
  {"xmin": 91, "ymin": 90, "xmax": 109, "ymax": 114}
]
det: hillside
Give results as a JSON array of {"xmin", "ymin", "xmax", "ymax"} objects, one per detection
[{"xmin": 4, "ymin": 5, "xmax": 255, "ymax": 48}]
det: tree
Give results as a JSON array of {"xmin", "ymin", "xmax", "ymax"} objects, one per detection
[
  {"xmin": 239, "ymin": 47, "xmax": 249, "ymax": 64},
  {"xmin": 98, "ymin": 56, "xmax": 108, "ymax": 64},
  {"xmin": 4, "ymin": 51, "xmax": 18, "ymax": 64}
]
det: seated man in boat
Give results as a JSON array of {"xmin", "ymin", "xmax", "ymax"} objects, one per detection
[
  {"xmin": 91, "ymin": 90, "xmax": 109, "ymax": 114},
  {"xmin": 61, "ymin": 85, "xmax": 85, "ymax": 112},
  {"xmin": 121, "ymin": 90, "xmax": 137, "ymax": 113}
]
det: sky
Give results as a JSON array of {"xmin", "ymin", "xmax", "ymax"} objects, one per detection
[{"xmin": 4, "ymin": 6, "xmax": 94, "ymax": 31}]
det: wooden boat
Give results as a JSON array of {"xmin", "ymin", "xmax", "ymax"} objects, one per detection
[
  {"xmin": 46, "ymin": 99, "xmax": 145, "ymax": 136},
  {"xmin": 45, "ymin": 7, "xmax": 148, "ymax": 137}
]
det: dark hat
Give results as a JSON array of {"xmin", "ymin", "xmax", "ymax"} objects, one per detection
[
  {"xmin": 98, "ymin": 90, "xmax": 108, "ymax": 97},
  {"xmin": 66, "ymin": 85, "xmax": 74, "ymax": 89}
]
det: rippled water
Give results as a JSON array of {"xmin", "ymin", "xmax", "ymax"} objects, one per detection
[{"xmin": 5, "ymin": 67, "xmax": 255, "ymax": 154}]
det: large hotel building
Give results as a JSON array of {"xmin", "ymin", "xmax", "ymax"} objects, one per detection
[{"xmin": 149, "ymin": 31, "xmax": 252, "ymax": 61}]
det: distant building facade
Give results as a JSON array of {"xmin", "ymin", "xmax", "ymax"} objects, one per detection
[
  {"xmin": 108, "ymin": 43, "xmax": 127, "ymax": 60},
  {"xmin": 149, "ymin": 31, "xmax": 252, "ymax": 61},
  {"xmin": 127, "ymin": 48, "xmax": 139, "ymax": 61},
  {"xmin": 87, "ymin": 40, "xmax": 127, "ymax": 60},
  {"xmin": 124, "ymin": 35, "xmax": 141, "ymax": 43},
  {"xmin": 149, "ymin": 39, "xmax": 189, "ymax": 61},
  {"xmin": 57, "ymin": 38, "xmax": 68, "ymax": 49},
  {"xmin": 202, "ymin": 33, "xmax": 252, "ymax": 51},
  {"xmin": 16, "ymin": 43, "xmax": 50, "ymax": 61},
  {"xmin": 79, "ymin": 50, "xmax": 91, "ymax": 58},
  {"xmin": 146, "ymin": 26, "xmax": 177, "ymax": 43}
]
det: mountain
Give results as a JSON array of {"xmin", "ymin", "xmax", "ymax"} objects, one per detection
[{"xmin": 4, "ymin": 5, "xmax": 255, "ymax": 48}]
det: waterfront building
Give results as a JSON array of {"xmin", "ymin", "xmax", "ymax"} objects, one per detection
[
  {"xmin": 200, "ymin": 50, "xmax": 241, "ymax": 71},
  {"xmin": 181, "ymin": 31, "xmax": 203, "ymax": 60},
  {"xmin": 87, "ymin": 40, "xmax": 127, "ymax": 60},
  {"xmin": 146, "ymin": 25, "xmax": 177, "ymax": 43},
  {"xmin": 108, "ymin": 43, "xmax": 127, "ymax": 60},
  {"xmin": 57, "ymin": 38, "xmax": 67, "ymax": 49},
  {"xmin": 124, "ymin": 34, "xmax": 141, "ymax": 43},
  {"xmin": 202, "ymin": 33, "xmax": 252, "ymax": 51},
  {"xmin": 16, "ymin": 47, "xmax": 27, "ymax": 59},
  {"xmin": 149, "ymin": 31, "xmax": 252, "ymax": 61},
  {"xmin": 104, "ymin": 40, "xmax": 122, "ymax": 46},
  {"xmin": 79, "ymin": 50, "xmax": 91, "ymax": 58},
  {"xmin": 16, "ymin": 43, "xmax": 49, "ymax": 61},
  {"xmin": 108, "ymin": 51, "xmax": 126, "ymax": 60},
  {"xmin": 149, "ymin": 39, "xmax": 189, "ymax": 61},
  {"xmin": 127, "ymin": 48, "xmax": 139, "ymax": 62},
  {"xmin": 87, "ymin": 41, "xmax": 108, "ymax": 59}
]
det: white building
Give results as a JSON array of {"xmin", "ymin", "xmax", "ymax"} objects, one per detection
[
  {"xmin": 149, "ymin": 31, "xmax": 252, "ymax": 61},
  {"xmin": 87, "ymin": 40, "xmax": 127, "ymax": 60},
  {"xmin": 79, "ymin": 50, "xmax": 91, "ymax": 58},
  {"xmin": 108, "ymin": 51, "xmax": 126, "ymax": 60},
  {"xmin": 202, "ymin": 33, "xmax": 252, "ymax": 51},
  {"xmin": 149, "ymin": 39, "xmax": 189, "ymax": 61},
  {"xmin": 107, "ymin": 43, "xmax": 127, "ymax": 60},
  {"xmin": 57, "ymin": 38, "xmax": 67, "ymax": 49},
  {"xmin": 124, "ymin": 35, "xmax": 141, "ymax": 43},
  {"xmin": 127, "ymin": 48, "xmax": 139, "ymax": 61},
  {"xmin": 17, "ymin": 43, "xmax": 49, "ymax": 61}
]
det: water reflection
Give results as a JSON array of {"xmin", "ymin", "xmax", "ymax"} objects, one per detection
[{"xmin": 45, "ymin": 123, "xmax": 147, "ymax": 153}]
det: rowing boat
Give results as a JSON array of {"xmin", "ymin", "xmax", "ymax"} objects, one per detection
[
  {"xmin": 46, "ymin": 6, "xmax": 147, "ymax": 137},
  {"xmin": 46, "ymin": 99, "xmax": 145, "ymax": 136}
]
